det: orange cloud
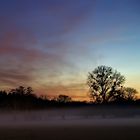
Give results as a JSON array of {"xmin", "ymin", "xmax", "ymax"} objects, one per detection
[{"xmin": 0, "ymin": 27, "xmax": 77, "ymax": 90}]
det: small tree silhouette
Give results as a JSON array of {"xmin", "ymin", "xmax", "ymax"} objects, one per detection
[
  {"xmin": 87, "ymin": 65, "xmax": 125, "ymax": 103},
  {"xmin": 57, "ymin": 95, "xmax": 72, "ymax": 103},
  {"xmin": 124, "ymin": 87, "xmax": 138, "ymax": 101}
]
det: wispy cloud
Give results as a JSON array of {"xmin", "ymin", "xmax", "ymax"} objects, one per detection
[{"xmin": 0, "ymin": 0, "xmax": 97, "ymax": 99}]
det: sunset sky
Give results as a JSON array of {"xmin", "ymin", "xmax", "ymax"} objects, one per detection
[{"xmin": 0, "ymin": 0, "xmax": 140, "ymax": 100}]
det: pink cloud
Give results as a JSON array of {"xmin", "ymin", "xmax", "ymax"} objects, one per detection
[{"xmin": 0, "ymin": 27, "xmax": 75, "ymax": 88}]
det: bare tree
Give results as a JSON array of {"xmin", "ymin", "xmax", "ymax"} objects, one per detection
[
  {"xmin": 124, "ymin": 87, "xmax": 138, "ymax": 101},
  {"xmin": 57, "ymin": 95, "xmax": 72, "ymax": 103},
  {"xmin": 87, "ymin": 65, "xmax": 125, "ymax": 103}
]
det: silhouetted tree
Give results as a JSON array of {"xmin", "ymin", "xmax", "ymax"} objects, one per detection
[
  {"xmin": 57, "ymin": 95, "xmax": 72, "ymax": 103},
  {"xmin": 87, "ymin": 65, "xmax": 125, "ymax": 103},
  {"xmin": 26, "ymin": 87, "xmax": 33, "ymax": 95},
  {"xmin": 6, "ymin": 86, "xmax": 37, "ymax": 109},
  {"xmin": 9, "ymin": 86, "xmax": 26, "ymax": 95},
  {"xmin": 124, "ymin": 87, "xmax": 138, "ymax": 101},
  {"xmin": 9, "ymin": 86, "xmax": 34, "ymax": 96},
  {"xmin": 0, "ymin": 90, "xmax": 7, "ymax": 97},
  {"xmin": 110, "ymin": 86, "xmax": 127, "ymax": 103},
  {"xmin": 0, "ymin": 90, "xmax": 8, "ymax": 107},
  {"xmin": 113, "ymin": 87, "xmax": 138, "ymax": 102}
]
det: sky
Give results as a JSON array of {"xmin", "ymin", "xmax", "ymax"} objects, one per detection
[{"xmin": 0, "ymin": 0, "xmax": 140, "ymax": 100}]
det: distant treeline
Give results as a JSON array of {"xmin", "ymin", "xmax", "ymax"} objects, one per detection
[
  {"xmin": 0, "ymin": 86, "xmax": 88, "ymax": 110},
  {"xmin": 0, "ymin": 86, "xmax": 140, "ymax": 110}
]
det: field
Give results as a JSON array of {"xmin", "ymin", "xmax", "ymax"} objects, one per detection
[{"xmin": 0, "ymin": 106, "xmax": 140, "ymax": 140}]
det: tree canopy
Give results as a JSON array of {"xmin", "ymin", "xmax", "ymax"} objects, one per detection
[
  {"xmin": 57, "ymin": 95, "xmax": 72, "ymax": 103},
  {"xmin": 87, "ymin": 65, "xmax": 126, "ymax": 103}
]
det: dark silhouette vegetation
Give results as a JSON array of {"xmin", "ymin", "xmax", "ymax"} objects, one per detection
[
  {"xmin": 87, "ymin": 65, "xmax": 138, "ymax": 104},
  {"xmin": 0, "ymin": 66, "xmax": 139, "ymax": 110},
  {"xmin": 57, "ymin": 95, "xmax": 72, "ymax": 103},
  {"xmin": 0, "ymin": 86, "xmax": 88, "ymax": 110}
]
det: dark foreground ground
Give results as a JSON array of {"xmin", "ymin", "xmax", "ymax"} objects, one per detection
[
  {"xmin": 0, "ymin": 124, "xmax": 140, "ymax": 140},
  {"xmin": 0, "ymin": 119, "xmax": 140, "ymax": 140},
  {"xmin": 0, "ymin": 106, "xmax": 140, "ymax": 140}
]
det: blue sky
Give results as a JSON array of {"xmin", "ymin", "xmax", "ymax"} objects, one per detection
[{"xmin": 0, "ymin": 0, "xmax": 140, "ymax": 100}]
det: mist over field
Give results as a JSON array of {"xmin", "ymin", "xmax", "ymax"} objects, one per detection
[
  {"xmin": 1, "ymin": 106, "xmax": 140, "ymax": 124},
  {"xmin": 0, "ymin": 106, "xmax": 140, "ymax": 140}
]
